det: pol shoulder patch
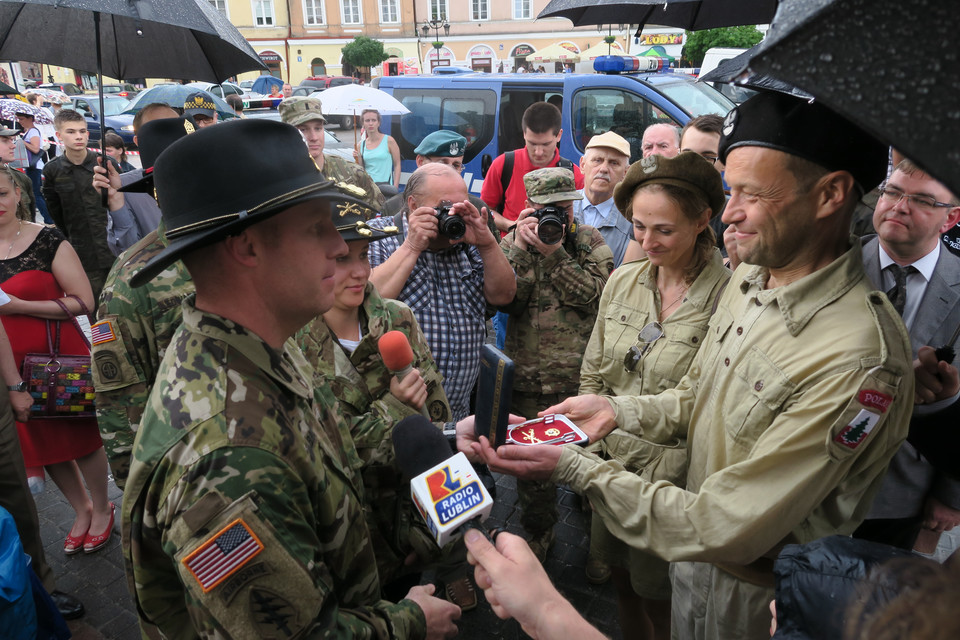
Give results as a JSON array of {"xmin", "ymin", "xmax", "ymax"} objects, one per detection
[{"xmin": 182, "ymin": 518, "xmax": 264, "ymax": 593}]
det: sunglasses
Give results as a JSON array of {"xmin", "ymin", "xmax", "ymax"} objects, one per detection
[{"xmin": 623, "ymin": 321, "xmax": 665, "ymax": 373}]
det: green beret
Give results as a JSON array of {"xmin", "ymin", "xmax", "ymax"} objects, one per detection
[{"xmin": 414, "ymin": 130, "xmax": 467, "ymax": 157}]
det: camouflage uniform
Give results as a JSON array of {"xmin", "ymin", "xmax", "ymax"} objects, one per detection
[
  {"xmin": 91, "ymin": 225, "xmax": 193, "ymax": 489},
  {"xmin": 122, "ymin": 297, "xmax": 426, "ymax": 639},
  {"xmin": 298, "ymin": 283, "xmax": 452, "ymax": 582},
  {"xmin": 498, "ymin": 168, "xmax": 615, "ymax": 545},
  {"xmin": 324, "ymin": 154, "xmax": 385, "ymax": 215}
]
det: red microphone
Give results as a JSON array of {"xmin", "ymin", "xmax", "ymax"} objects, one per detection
[{"xmin": 378, "ymin": 330, "xmax": 429, "ymax": 417}]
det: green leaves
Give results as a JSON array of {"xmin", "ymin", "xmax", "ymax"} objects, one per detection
[
  {"xmin": 341, "ymin": 36, "xmax": 391, "ymax": 69},
  {"xmin": 682, "ymin": 26, "xmax": 764, "ymax": 67}
]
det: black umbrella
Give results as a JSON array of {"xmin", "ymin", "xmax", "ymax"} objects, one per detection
[
  {"xmin": 0, "ymin": 0, "xmax": 266, "ymax": 204},
  {"xmin": 698, "ymin": 44, "xmax": 811, "ymax": 99},
  {"xmin": 749, "ymin": 0, "xmax": 960, "ymax": 196},
  {"xmin": 538, "ymin": 0, "xmax": 778, "ymax": 30}
]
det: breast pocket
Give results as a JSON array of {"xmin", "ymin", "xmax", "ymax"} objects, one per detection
[
  {"xmin": 600, "ymin": 301, "xmax": 652, "ymax": 363},
  {"xmin": 652, "ymin": 322, "xmax": 709, "ymax": 388},
  {"xmin": 723, "ymin": 347, "xmax": 796, "ymax": 447}
]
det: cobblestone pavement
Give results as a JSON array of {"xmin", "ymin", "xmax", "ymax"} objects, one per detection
[{"xmin": 34, "ymin": 471, "xmax": 622, "ymax": 639}]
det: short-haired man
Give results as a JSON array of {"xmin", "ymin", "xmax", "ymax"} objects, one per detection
[
  {"xmin": 641, "ymin": 122, "xmax": 680, "ymax": 159},
  {"xmin": 681, "ymin": 114, "xmax": 729, "ymax": 255},
  {"xmin": 182, "ymin": 91, "xmax": 217, "ymax": 127},
  {"xmin": 499, "ymin": 167, "xmax": 613, "ymax": 560},
  {"xmin": 279, "ymin": 96, "xmax": 385, "ymax": 212},
  {"xmin": 469, "ymin": 92, "xmax": 915, "ymax": 639},
  {"xmin": 282, "ymin": 82, "xmax": 293, "ymax": 98},
  {"xmin": 368, "ymin": 163, "xmax": 517, "ymax": 420},
  {"xmin": 41, "ymin": 108, "xmax": 120, "ymax": 300},
  {"xmin": 121, "ymin": 119, "xmax": 460, "ymax": 638},
  {"xmin": 0, "ymin": 124, "xmax": 36, "ymax": 220},
  {"xmin": 854, "ymin": 160, "xmax": 960, "ymax": 550},
  {"xmin": 481, "ymin": 102, "xmax": 584, "ymax": 234},
  {"xmin": 575, "ymin": 132, "xmax": 632, "ymax": 266}
]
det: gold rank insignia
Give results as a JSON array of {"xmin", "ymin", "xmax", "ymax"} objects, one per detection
[
  {"xmin": 336, "ymin": 201, "xmax": 369, "ymax": 218},
  {"xmin": 337, "ymin": 181, "xmax": 366, "ymax": 197},
  {"xmin": 183, "ymin": 120, "xmax": 195, "ymax": 135},
  {"xmin": 381, "ymin": 225, "xmax": 399, "ymax": 233}
]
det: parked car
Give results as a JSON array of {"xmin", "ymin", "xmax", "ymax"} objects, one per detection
[
  {"xmin": 69, "ymin": 95, "xmax": 136, "ymax": 147},
  {"xmin": 102, "ymin": 83, "xmax": 140, "ymax": 99},
  {"xmin": 239, "ymin": 79, "xmax": 254, "ymax": 91},
  {"xmin": 39, "ymin": 82, "xmax": 83, "ymax": 95},
  {"xmin": 377, "ymin": 58, "xmax": 735, "ymax": 195},
  {"xmin": 290, "ymin": 85, "xmax": 317, "ymax": 97},
  {"xmin": 185, "ymin": 81, "xmax": 247, "ymax": 100},
  {"xmin": 299, "ymin": 75, "xmax": 359, "ymax": 91},
  {"xmin": 305, "ymin": 90, "xmax": 356, "ymax": 130}
]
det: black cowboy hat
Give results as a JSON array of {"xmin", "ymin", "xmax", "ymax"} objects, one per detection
[
  {"xmin": 130, "ymin": 118, "xmax": 368, "ymax": 287},
  {"xmin": 119, "ymin": 116, "xmax": 197, "ymax": 193}
]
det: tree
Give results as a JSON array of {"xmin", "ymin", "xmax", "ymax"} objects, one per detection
[
  {"xmin": 341, "ymin": 35, "xmax": 390, "ymax": 70},
  {"xmin": 682, "ymin": 26, "xmax": 763, "ymax": 67}
]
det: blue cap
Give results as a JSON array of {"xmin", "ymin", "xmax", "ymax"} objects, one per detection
[{"xmin": 414, "ymin": 130, "xmax": 467, "ymax": 158}]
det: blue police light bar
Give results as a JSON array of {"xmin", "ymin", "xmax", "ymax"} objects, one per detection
[{"xmin": 594, "ymin": 55, "xmax": 667, "ymax": 74}]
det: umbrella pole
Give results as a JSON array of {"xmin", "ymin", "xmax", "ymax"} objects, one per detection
[{"xmin": 95, "ymin": 11, "xmax": 108, "ymax": 207}]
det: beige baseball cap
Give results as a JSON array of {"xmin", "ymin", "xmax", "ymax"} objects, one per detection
[
  {"xmin": 279, "ymin": 96, "xmax": 327, "ymax": 126},
  {"xmin": 585, "ymin": 131, "xmax": 631, "ymax": 158}
]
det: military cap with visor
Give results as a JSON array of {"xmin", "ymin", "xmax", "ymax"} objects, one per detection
[
  {"xmin": 130, "ymin": 118, "xmax": 370, "ymax": 287},
  {"xmin": 279, "ymin": 96, "xmax": 327, "ymax": 126},
  {"xmin": 614, "ymin": 152, "xmax": 726, "ymax": 221},
  {"xmin": 524, "ymin": 167, "xmax": 584, "ymax": 205},
  {"xmin": 182, "ymin": 91, "xmax": 216, "ymax": 118},
  {"xmin": 719, "ymin": 91, "xmax": 887, "ymax": 192}
]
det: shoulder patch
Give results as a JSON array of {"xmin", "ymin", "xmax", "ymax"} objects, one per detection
[
  {"xmin": 90, "ymin": 320, "xmax": 117, "ymax": 345},
  {"xmin": 833, "ymin": 409, "xmax": 881, "ymax": 449},
  {"xmin": 182, "ymin": 518, "xmax": 264, "ymax": 593}
]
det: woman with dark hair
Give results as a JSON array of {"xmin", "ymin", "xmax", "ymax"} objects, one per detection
[
  {"xmin": 103, "ymin": 132, "xmax": 134, "ymax": 172},
  {"xmin": 354, "ymin": 108, "xmax": 400, "ymax": 187},
  {"xmin": 579, "ymin": 152, "xmax": 730, "ymax": 640}
]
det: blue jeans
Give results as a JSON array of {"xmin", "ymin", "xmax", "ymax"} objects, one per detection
[
  {"xmin": 493, "ymin": 311, "xmax": 508, "ymax": 350},
  {"xmin": 24, "ymin": 167, "xmax": 52, "ymax": 224}
]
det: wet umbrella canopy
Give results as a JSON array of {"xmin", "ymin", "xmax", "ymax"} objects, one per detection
[
  {"xmin": 0, "ymin": 98, "xmax": 53, "ymax": 124},
  {"xmin": 750, "ymin": 0, "xmax": 960, "ymax": 195},
  {"xmin": 699, "ymin": 45, "xmax": 812, "ymax": 99},
  {"xmin": 538, "ymin": 0, "xmax": 778, "ymax": 29},
  {"xmin": 0, "ymin": 0, "xmax": 265, "ymax": 83},
  {"xmin": 124, "ymin": 85, "xmax": 237, "ymax": 121}
]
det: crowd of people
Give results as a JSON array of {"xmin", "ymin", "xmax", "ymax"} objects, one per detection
[{"xmin": 0, "ymin": 82, "xmax": 957, "ymax": 640}]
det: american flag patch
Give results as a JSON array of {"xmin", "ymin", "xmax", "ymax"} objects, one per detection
[
  {"xmin": 90, "ymin": 320, "xmax": 117, "ymax": 345},
  {"xmin": 182, "ymin": 519, "xmax": 263, "ymax": 593}
]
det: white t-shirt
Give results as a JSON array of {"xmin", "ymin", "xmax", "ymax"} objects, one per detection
[{"xmin": 23, "ymin": 127, "xmax": 43, "ymax": 169}]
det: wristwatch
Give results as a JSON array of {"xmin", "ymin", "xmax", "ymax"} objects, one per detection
[{"xmin": 7, "ymin": 381, "xmax": 27, "ymax": 392}]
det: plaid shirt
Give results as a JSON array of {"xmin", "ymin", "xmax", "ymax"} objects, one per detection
[{"xmin": 367, "ymin": 214, "xmax": 488, "ymax": 420}]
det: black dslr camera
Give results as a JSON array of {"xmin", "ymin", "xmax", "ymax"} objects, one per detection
[
  {"xmin": 530, "ymin": 206, "xmax": 566, "ymax": 245},
  {"xmin": 434, "ymin": 200, "xmax": 466, "ymax": 240}
]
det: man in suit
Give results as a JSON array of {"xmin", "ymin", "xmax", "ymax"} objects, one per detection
[{"xmin": 856, "ymin": 159, "xmax": 960, "ymax": 549}]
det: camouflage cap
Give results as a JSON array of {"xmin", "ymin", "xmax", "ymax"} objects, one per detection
[
  {"xmin": 524, "ymin": 167, "xmax": 584, "ymax": 205},
  {"xmin": 414, "ymin": 130, "xmax": 466, "ymax": 158},
  {"xmin": 279, "ymin": 96, "xmax": 327, "ymax": 127},
  {"xmin": 183, "ymin": 92, "xmax": 215, "ymax": 118},
  {"xmin": 613, "ymin": 152, "xmax": 726, "ymax": 222}
]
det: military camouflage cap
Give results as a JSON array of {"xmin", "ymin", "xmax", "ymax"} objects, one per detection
[
  {"xmin": 614, "ymin": 152, "xmax": 725, "ymax": 222},
  {"xmin": 524, "ymin": 168, "xmax": 583, "ymax": 205},
  {"xmin": 0, "ymin": 123, "xmax": 17, "ymax": 137},
  {"xmin": 183, "ymin": 91, "xmax": 215, "ymax": 118},
  {"xmin": 414, "ymin": 130, "xmax": 466, "ymax": 158},
  {"xmin": 279, "ymin": 96, "xmax": 327, "ymax": 126}
]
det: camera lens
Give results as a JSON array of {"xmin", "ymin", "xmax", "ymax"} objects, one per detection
[{"xmin": 440, "ymin": 214, "xmax": 466, "ymax": 240}]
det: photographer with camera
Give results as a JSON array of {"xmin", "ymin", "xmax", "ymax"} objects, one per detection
[
  {"xmin": 498, "ymin": 167, "xmax": 614, "ymax": 562},
  {"xmin": 367, "ymin": 163, "xmax": 516, "ymax": 422}
]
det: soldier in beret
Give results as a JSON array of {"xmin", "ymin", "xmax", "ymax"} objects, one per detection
[
  {"xmin": 279, "ymin": 96, "xmax": 385, "ymax": 214},
  {"xmin": 498, "ymin": 167, "xmax": 614, "ymax": 563},
  {"xmin": 468, "ymin": 92, "xmax": 915, "ymax": 639},
  {"xmin": 121, "ymin": 119, "xmax": 460, "ymax": 639}
]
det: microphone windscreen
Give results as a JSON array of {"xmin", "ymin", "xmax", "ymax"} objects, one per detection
[
  {"xmin": 379, "ymin": 330, "xmax": 415, "ymax": 372},
  {"xmin": 392, "ymin": 415, "xmax": 452, "ymax": 479}
]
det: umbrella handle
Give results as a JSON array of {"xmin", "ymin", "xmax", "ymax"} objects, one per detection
[{"xmin": 94, "ymin": 12, "xmax": 109, "ymax": 209}]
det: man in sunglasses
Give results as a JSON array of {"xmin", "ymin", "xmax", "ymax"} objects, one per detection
[
  {"xmin": 465, "ymin": 92, "xmax": 915, "ymax": 640},
  {"xmin": 854, "ymin": 159, "xmax": 960, "ymax": 551}
]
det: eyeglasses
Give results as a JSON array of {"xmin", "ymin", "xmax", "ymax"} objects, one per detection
[
  {"xmin": 683, "ymin": 149, "xmax": 719, "ymax": 164},
  {"xmin": 878, "ymin": 185, "xmax": 957, "ymax": 212},
  {"xmin": 623, "ymin": 321, "xmax": 665, "ymax": 373}
]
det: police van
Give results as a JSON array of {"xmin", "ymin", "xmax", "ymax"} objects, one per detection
[{"xmin": 376, "ymin": 56, "xmax": 735, "ymax": 196}]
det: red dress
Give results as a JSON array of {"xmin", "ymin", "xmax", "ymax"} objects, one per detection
[{"xmin": 0, "ymin": 226, "xmax": 102, "ymax": 466}]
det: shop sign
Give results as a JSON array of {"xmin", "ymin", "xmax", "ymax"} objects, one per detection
[
  {"xmin": 511, "ymin": 44, "xmax": 534, "ymax": 57},
  {"xmin": 258, "ymin": 50, "xmax": 282, "ymax": 62},
  {"xmin": 637, "ymin": 33, "xmax": 683, "ymax": 46}
]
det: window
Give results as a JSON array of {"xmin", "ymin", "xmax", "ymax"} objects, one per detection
[
  {"xmin": 379, "ymin": 0, "xmax": 399, "ymax": 23},
  {"xmin": 429, "ymin": 0, "xmax": 448, "ymax": 21},
  {"xmin": 253, "ymin": 0, "xmax": 274, "ymax": 26},
  {"xmin": 571, "ymin": 88, "xmax": 680, "ymax": 163},
  {"xmin": 513, "ymin": 0, "xmax": 530, "ymax": 19},
  {"xmin": 207, "ymin": 0, "xmax": 227, "ymax": 17},
  {"xmin": 393, "ymin": 89, "xmax": 496, "ymax": 165},
  {"xmin": 303, "ymin": 0, "xmax": 324, "ymax": 25},
  {"xmin": 471, "ymin": 0, "xmax": 488, "ymax": 21},
  {"xmin": 341, "ymin": 0, "xmax": 361, "ymax": 24}
]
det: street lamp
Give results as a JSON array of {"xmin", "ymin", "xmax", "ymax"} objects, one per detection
[{"xmin": 421, "ymin": 14, "xmax": 451, "ymax": 67}]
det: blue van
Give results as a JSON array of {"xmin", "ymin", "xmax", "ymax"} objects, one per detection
[{"xmin": 377, "ymin": 62, "xmax": 735, "ymax": 196}]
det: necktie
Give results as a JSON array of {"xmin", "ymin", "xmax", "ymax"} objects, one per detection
[{"xmin": 886, "ymin": 264, "xmax": 914, "ymax": 316}]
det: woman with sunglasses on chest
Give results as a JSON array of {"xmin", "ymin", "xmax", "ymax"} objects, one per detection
[{"xmin": 579, "ymin": 153, "xmax": 729, "ymax": 640}]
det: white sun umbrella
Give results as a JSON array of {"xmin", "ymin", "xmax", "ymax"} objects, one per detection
[{"xmin": 316, "ymin": 84, "xmax": 410, "ymax": 145}]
